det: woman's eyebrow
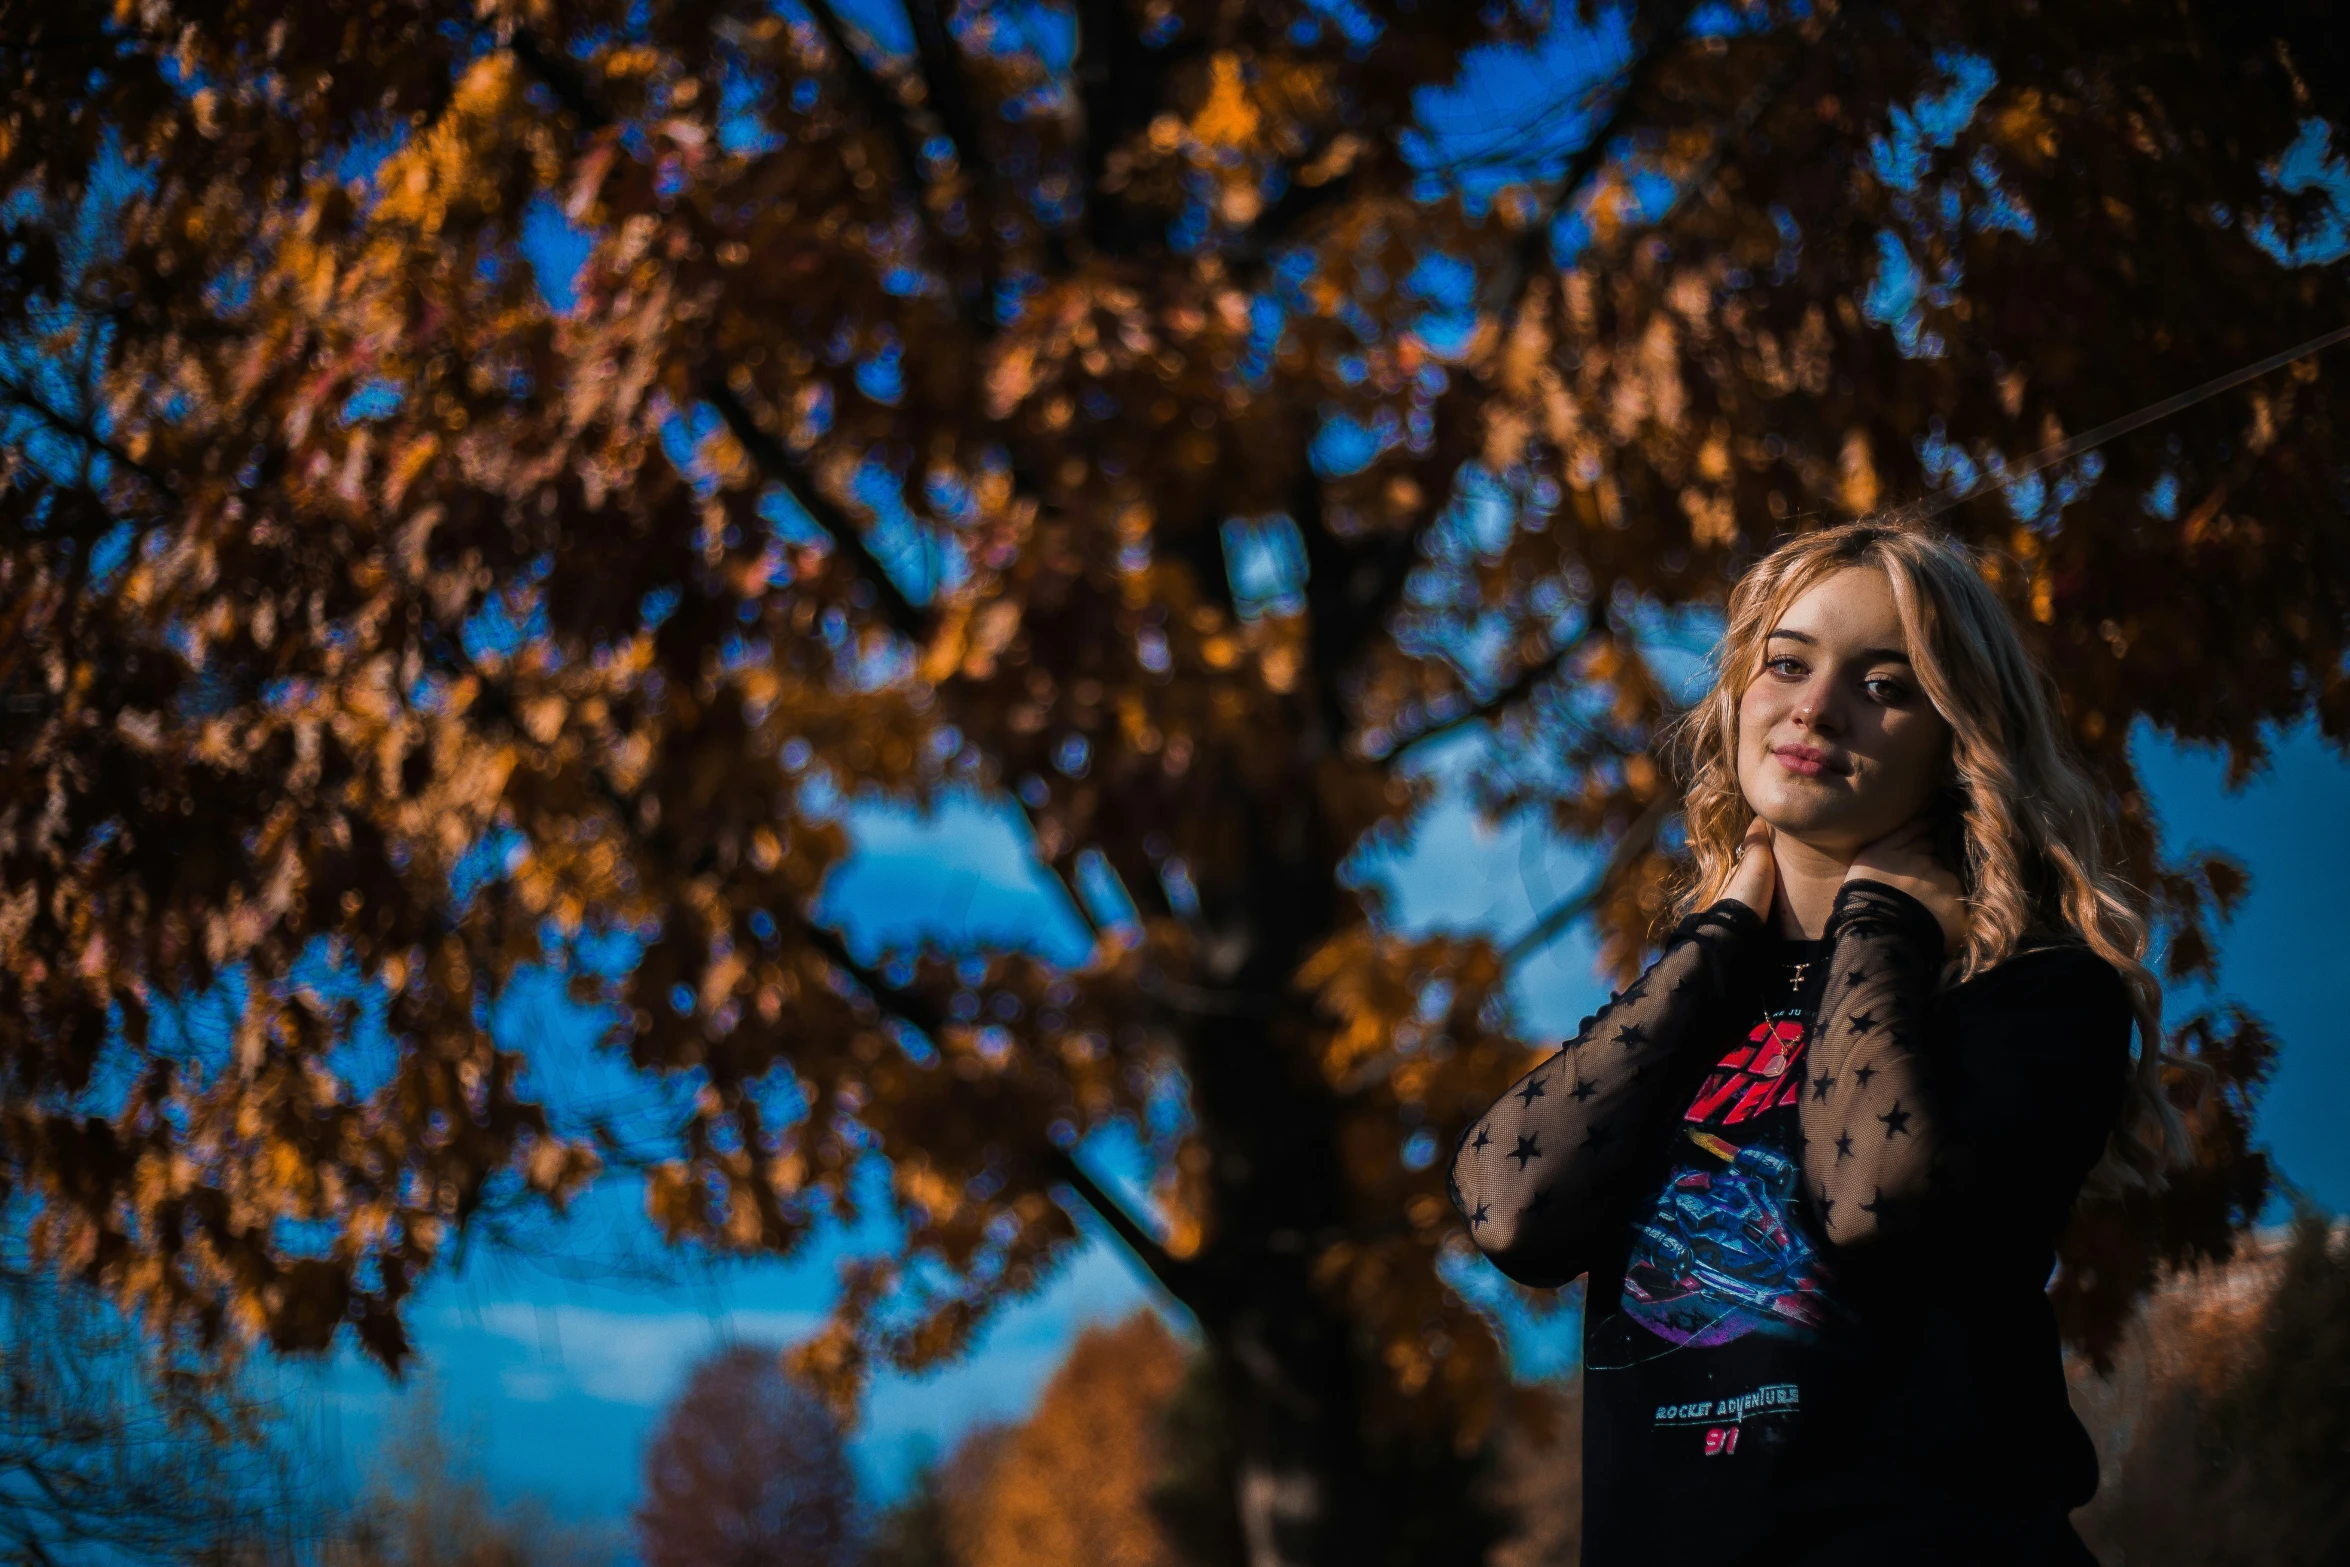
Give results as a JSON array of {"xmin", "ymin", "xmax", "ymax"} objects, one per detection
[{"xmin": 1765, "ymin": 628, "xmax": 1912, "ymax": 662}]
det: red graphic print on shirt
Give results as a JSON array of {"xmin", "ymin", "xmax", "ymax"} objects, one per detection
[
  {"xmin": 1683, "ymin": 1019, "xmax": 1808, "ymax": 1129},
  {"xmin": 1617, "ymin": 1014, "xmax": 1842, "ymax": 1349}
]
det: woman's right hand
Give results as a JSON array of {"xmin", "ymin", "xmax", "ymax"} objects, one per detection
[{"xmin": 1723, "ymin": 816, "xmax": 1776, "ymax": 921}]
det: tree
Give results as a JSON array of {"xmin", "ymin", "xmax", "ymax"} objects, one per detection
[
  {"xmin": 2070, "ymin": 1211, "xmax": 2350, "ymax": 1566},
  {"xmin": 0, "ymin": 1248, "xmax": 310, "ymax": 1567},
  {"xmin": 0, "ymin": 2, "xmax": 2342, "ymax": 1561},
  {"xmin": 1144, "ymin": 1345, "xmax": 1247, "ymax": 1567},
  {"xmin": 858, "ymin": 1464, "xmax": 958, "ymax": 1567},
  {"xmin": 636, "ymin": 1344, "xmax": 858, "ymax": 1567},
  {"xmin": 953, "ymin": 1313, "xmax": 1187, "ymax": 1567},
  {"xmin": 862, "ymin": 1312, "xmax": 1232, "ymax": 1567},
  {"xmin": 862, "ymin": 1423, "xmax": 1009, "ymax": 1567},
  {"xmin": 1482, "ymin": 1380, "xmax": 1581, "ymax": 1567},
  {"xmin": 326, "ymin": 1387, "xmax": 618, "ymax": 1567}
]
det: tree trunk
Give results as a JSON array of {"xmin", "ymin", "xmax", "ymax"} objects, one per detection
[
  {"xmin": 1177, "ymin": 1012, "xmax": 1508, "ymax": 1567},
  {"xmin": 1187, "ymin": 1003, "xmax": 1369, "ymax": 1563},
  {"xmin": 1215, "ymin": 1264, "xmax": 1374, "ymax": 1567},
  {"xmin": 1164, "ymin": 827, "xmax": 1503, "ymax": 1567}
]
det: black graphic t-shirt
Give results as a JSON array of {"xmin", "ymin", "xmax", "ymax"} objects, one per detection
[
  {"xmin": 1581, "ymin": 939, "xmax": 1842, "ymax": 1560},
  {"xmin": 1449, "ymin": 886, "xmax": 2135, "ymax": 1565}
]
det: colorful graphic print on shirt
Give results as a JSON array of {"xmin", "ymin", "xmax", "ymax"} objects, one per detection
[{"xmin": 1619, "ymin": 1014, "xmax": 1844, "ymax": 1349}]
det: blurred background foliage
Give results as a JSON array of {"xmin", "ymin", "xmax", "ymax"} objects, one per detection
[
  {"xmin": 7, "ymin": 1230, "xmax": 2346, "ymax": 1564},
  {"xmin": 2, "ymin": 0, "xmax": 2348, "ymax": 1560}
]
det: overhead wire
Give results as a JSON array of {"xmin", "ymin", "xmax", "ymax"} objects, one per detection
[{"xmin": 1915, "ymin": 321, "xmax": 2350, "ymax": 519}]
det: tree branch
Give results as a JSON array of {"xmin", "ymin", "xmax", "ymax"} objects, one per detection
[
  {"xmin": 1074, "ymin": 0, "xmax": 1167, "ymax": 257},
  {"xmin": 1136, "ymin": 967, "xmax": 1280, "ymax": 1018},
  {"xmin": 1483, "ymin": 0, "xmax": 1702, "ymax": 320},
  {"xmin": 1294, "ymin": 3, "xmax": 1701, "ymax": 750},
  {"xmin": 803, "ymin": 0, "xmax": 935, "ymax": 208},
  {"xmin": 0, "ymin": 377, "xmax": 179, "ymax": 503},
  {"xmin": 1239, "ymin": 0, "xmax": 1695, "ymax": 274},
  {"xmin": 496, "ymin": 30, "xmax": 939, "ymax": 639},
  {"xmin": 799, "ymin": 895, "xmax": 1227, "ymax": 1316},
  {"xmin": 448, "ymin": 630, "xmax": 943, "ymax": 1051},
  {"xmin": 1301, "ymin": 519, "xmax": 1420, "ymax": 745},
  {"xmin": 901, "ymin": 0, "xmax": 1004, "ymax": 329},
  {"xmin": 505, "ymin": 26, "xmax": 612, "ymax": 132},
  {"xmin": 1231, "ymin": 152, "xmax": 1366, "ymax": 272},
  {"xmin": 802, "ymin": 0, "xmax": 990, "ymax": 324},
  {"xmin": 902, "ymin": 0, "xmax": 985, "ymax": 195},
  {"xmin": 1382, "ymin": 622, "xmax": 1595, "ymax": 759},
  {"xmin": 794, "ymin": 918, "xmax": 951, "ymax": 1040},
  {"xmin": 1044, "ymin": 1145, "xmax": 1211, "ymax": 1313},
  {"xmin": 1501, "ymin": 790, "xmax": 1674, "ymax": 967},
  {"xmin": 701, "ymin": 379, "xmax": 927, "ymax": 637}
]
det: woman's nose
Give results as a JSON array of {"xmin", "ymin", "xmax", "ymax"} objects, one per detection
[{"xmin": 1793, "ymin": 680, "xmax": 1846, "ymax": 734}]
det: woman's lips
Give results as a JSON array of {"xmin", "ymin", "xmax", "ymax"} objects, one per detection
[{"xmin": 1772, "ymin": 744, "xmax": 1845, "ymax": 778}]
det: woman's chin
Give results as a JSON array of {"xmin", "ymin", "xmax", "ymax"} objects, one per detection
[{"xmin": 1750, "ymin": 811, "xmax": 1865, "ymax": 862}]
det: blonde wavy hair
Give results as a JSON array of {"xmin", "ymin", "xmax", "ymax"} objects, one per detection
[{"xmin": 1663, "ymin": 517, "xmax": 2187, "ymax": 1199}]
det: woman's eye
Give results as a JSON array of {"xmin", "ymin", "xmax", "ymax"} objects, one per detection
[
  {"xmin": 1865, "ymin": 676, "xmax": 1910, "ymax": 702},
  {"xmin": 1765, "ymin": 656, "xmax": 1805, "ymax": 677}
]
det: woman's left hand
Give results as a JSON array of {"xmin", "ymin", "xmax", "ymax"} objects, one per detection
[{"xmin": 1844, "ymin": 819, "xmax": 1968, "ymax": 953}]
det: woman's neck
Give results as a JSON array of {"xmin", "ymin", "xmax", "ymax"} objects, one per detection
[{"xmin": 1769, "ymin": 831, "xmax": 1851, "ymax": 940}]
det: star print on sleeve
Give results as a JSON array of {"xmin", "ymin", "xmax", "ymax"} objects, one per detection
[
  {"xmin": 1448, "ymin": 894, "xmax": 1767, "ymax": 1287},
  {"xmin": 1800, "ymin": 878, "xmax": 1948, "ymax": 1248},
  {"xmin": 1781, "ymin": 877, "xmax": 2141, "ymax": 1276}
]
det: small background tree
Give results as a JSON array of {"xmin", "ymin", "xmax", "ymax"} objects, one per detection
[
  {"xmin": 0, "ymin": 1245, "xmax": 312, "ymax": 1567},
  {"xmin": 2069, "ymin": 1211, "xmax": 2350, "ymax": 1566},
  {"xmin": 862, "ymin": 1425, "xmax": 1009, "ymax": 1567},
  {"xmin": 324, "ymin": 1386, "xmax": 618, "ymax": 1567},
  {"xmin": 953, "ymin": 1313, "xmax": 1187, "ymax": 1567},
  {"xmin": 636, "ymin": 1344, "xmax": 860, "ymax": 1567}
]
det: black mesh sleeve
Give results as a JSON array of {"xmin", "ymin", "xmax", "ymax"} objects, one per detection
[
  {"xmin": 1798, "ymin": 879, "xmax": 2134, "ymax": 1248},
  {"xmin": 1449, "ymin": 900, "xmax": 1765, "ymax": 1287},
  {"xmin": 1796, "ymin": 879, "xmax": 1948, "ymax": 1246}
]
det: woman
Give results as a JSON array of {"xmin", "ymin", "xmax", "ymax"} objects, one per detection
[{"xmin": 1449, "ymin": 519, "xmax": 2182, "ymax": 1565}]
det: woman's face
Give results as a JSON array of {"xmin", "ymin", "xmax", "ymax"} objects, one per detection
[{"xmin": 1735, "ymin": 565, "xmax": 1952, "ymax": 859}]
